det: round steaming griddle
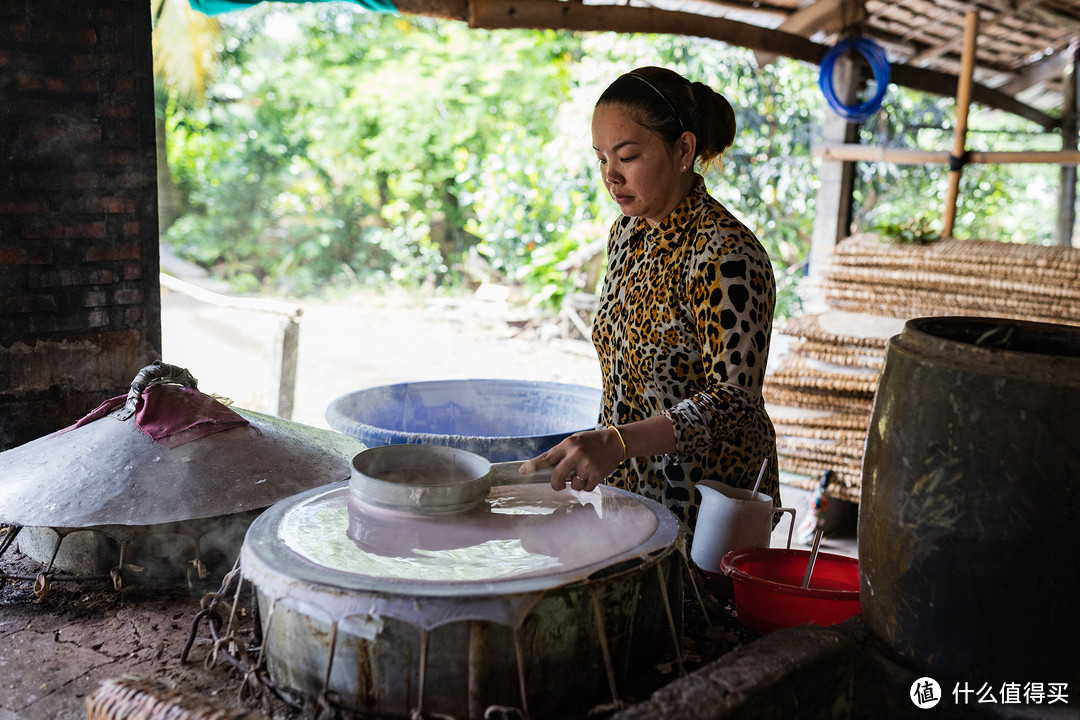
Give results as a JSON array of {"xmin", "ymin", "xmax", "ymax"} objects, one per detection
[
  {"xmin": 239, "ymin": 447, "xmax": 683, "ymax": 717},
  {"xmin": 245, "ymin": 481, "xmax": 674, "ymax": 594}
]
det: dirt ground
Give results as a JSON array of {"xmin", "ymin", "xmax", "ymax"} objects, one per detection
[{"xmin": 0, "ymin": 553, "xmax": 262, "ymax": 719}]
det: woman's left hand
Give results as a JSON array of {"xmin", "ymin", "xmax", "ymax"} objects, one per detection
[{"xmin": 519, "ymin": 428, "xmax": 625, "ymax": 492}]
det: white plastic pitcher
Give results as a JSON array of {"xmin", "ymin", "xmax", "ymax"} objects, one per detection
[{"xmin": 690, "ymin": 480, "xmax": 796, "ymax": 575}]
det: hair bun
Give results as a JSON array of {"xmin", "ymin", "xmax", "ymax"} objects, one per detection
[{"xmin": 691, "ymin": 82, "xmax": 736, "ymax": 163}]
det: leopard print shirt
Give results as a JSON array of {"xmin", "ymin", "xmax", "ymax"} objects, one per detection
[{"xmin": 592, "ymin": 177, "xmax": 779, "ymax": 537}]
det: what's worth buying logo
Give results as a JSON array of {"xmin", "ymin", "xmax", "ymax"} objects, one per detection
[
  {"xmin": 911, "ymin": 678, "xmax": 942, "ymax": 709},
  {"xmin": 911, "ymin": 677, "xmax": 1070, "ymax": 709}
]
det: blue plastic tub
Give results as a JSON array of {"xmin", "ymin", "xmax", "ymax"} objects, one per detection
[{"xmin": 325, "ymin": 379, "xmax": 603, "ymax": 462}]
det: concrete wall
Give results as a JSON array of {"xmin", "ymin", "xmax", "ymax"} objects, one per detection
[{"xmin": 0, "ymin": 1, "xmax": 161, "ymax": 450}]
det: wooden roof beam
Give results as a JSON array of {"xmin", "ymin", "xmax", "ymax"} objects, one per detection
[
  {"xmin": 999, "ymin": 42, "xmax": 1075, "ymax": 96},
  {"xmin": 813, "ymin": 144, "xmax": 1080, "ymax": 165},
  {"xmin": 655, "ymin": 0, "xmax": 787, "ymax": 22},
  {"xmin": 461, "ymin": 0, "xmax": 1059, "ymax": 129},
  {"xmin": 467, "ymin": 0, "xmax": 830, "ymax": 63},
  {"xmin": 776, "ymin": 0, "xmax": 860, "ymax": 36},
  {"xmin": 891, "ymin": 61, "xmax": 1057, "ymax": 129},
  {"xmin": 395, "ymin": 0, "xmax": 468, "ymax": 21},
  {"xmin": 757, "ymin": 0, "xmax": 865, "ymax": 66},
  {"xmin": 1025, "ymin": 5, "xmax": 1080, "ymax": 34}
]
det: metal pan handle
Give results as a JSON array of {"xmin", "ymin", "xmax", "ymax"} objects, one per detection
[{"xmin": 487, "ymin": 461, "xmax": 556, "ymax": 487}]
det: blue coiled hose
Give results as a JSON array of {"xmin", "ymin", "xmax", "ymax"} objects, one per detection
[{"xmin": 818, "ymin": 37, "xmax": 891, "ymax": 122}]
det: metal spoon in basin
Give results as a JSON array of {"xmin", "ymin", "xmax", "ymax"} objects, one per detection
[{"xmin": 801, "ymin": 527, "xmax": 824, "ymax": 588}]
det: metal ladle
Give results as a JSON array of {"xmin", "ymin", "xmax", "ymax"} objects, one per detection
[{"xmin": 350, "ymin": 444, "xmax": 554, "ymax": 515}]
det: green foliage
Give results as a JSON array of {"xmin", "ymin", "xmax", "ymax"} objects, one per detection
[
  {"xmin": 165, "ymin": 7, "xmax": 580, "ymax": 294},
  {"xmin": 161, "ymin": 5, "xmax": 1063, "ymax": 322},
  {"xmin": 874, "ymin": 216, "xmax": 940, "ymax": 245}
]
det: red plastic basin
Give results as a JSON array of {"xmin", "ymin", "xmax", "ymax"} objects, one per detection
[{"xmin": 719, "ymin": 547, "xmax": 860, "ymax": 635}]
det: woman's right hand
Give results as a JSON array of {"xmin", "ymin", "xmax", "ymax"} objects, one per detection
[{"xmin": 518, "ymin": 428, "xmax": 625, "ymax": 492}]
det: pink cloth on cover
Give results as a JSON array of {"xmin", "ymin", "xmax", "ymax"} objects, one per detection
[
  {"xmin": 69, "ymin": 395, "xmax": 126, "ymax": 429},
  {"xmin": 62, "ymin": 384, "xmax": 248, "ymax": 448}
]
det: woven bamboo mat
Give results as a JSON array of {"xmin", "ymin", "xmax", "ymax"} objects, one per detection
[
  {"xmin": 778, "ymin": 457, "xmax": 862, "ymax": 503},
  {"xmin": 781, "ymin": 311, "xmax": 902, "ymax": 348},
  {"xmin": 824, "ymin": 288, "xmax": 1080, "ymax": 326},
  {"xmin": 767, "ymin": 403, "xmax": 870, "ymax": 430},
  {"xmin": 768, "ymin": 355, "xmax": 880, "ymax": 394},
  {"xmin": 87, "ymin": 676, "xmax": 264, "ymax": 720},
  {"xmin": 775, "ymin": 424, "xmax": 866, "ymax": 442},
  {"xmin": 827, "ymin": 236, "xmax": 1080, "ymax": 325},
  {"xmin": 764, "ymin": 386, "xmax": 876, "ymax": 414},
  {"xmin": 786, "ymin": 340, "xmax": 885, "ymax": 369},
  {"xmin": 774, "ymin": 232, "xmax": 1080, "ymax": 505},
  {"xmin": 828, "ymin": 266, "xmax": 1080, "ymax": 302},
  {"xmin": 827, "ymin": 288, "xmax": 1080, "ymax": 325},
  {"xmin": 835, "ymin": 233, "xmax": 1080, "ymax": 277},
  {"xmin": 768, "ymin": 234, "xmax": 1080, "ymax": 505},
  {"xmin": 776, "ymin": 436, "xmax": 864, "ymax": 464}
]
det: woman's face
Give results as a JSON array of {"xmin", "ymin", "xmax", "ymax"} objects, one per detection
[{"xmin": 591, "ymin": 103, "xmax": 692, "ymax": 227}]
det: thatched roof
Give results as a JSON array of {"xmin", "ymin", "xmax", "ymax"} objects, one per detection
[{"xmin": 395, "ymin": 0, "xmax": 1080, "ymax": 128}]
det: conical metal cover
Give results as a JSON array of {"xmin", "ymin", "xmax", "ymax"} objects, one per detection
[{"xmin": 0, "ymin": 375, "xmax": 364, "ymax": 529}]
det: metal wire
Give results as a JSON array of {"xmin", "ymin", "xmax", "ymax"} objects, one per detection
[{"xmin": 588, "ymin": 584, "xmax": 622, "ymax": 709}]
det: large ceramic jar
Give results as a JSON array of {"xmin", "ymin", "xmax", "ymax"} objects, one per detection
[{"xmin": 860, "ymin": 316, "xmax": 1080, "ymax": 688}]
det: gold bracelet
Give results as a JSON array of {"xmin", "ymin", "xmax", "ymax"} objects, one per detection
[{"xmin": 608, "ymin": 425, "xmax": 627, "ymax": 460}]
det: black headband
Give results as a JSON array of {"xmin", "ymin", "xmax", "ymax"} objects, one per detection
[{"xmin": 627, "ymin": 73, "xmax": 686, "ymax": 133}]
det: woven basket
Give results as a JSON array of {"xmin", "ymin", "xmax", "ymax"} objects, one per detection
[{"xmin": 87, "ymin": 676, "xmax": 262, "ymax": 720}]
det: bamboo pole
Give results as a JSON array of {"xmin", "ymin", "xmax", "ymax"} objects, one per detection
[
  {"xmin": 812, "ymin": 144, "xmax": 1080, "ymax": 165},
  {"xmin": 942, "ymin": 10, "xmax": 979, "ymax": 238}
]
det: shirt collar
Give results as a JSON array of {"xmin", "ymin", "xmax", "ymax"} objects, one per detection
[{"xmin": 633, "ymin": 175, "xmax": 708, "ymax": 250}]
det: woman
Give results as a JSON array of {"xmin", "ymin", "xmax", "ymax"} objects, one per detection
[{"xmin": 521, "ymin": 66, "xmax": 779, "ymax": 540}]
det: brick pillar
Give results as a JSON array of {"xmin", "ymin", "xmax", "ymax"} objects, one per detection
[{"xmin": 0, "ymin": 1, "xmax": 161, "ymax": 450}]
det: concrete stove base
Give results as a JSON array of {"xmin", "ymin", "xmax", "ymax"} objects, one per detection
[{"xmin": 614, "ymin": 617, "xmax": 1074, "ymax": 720}]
